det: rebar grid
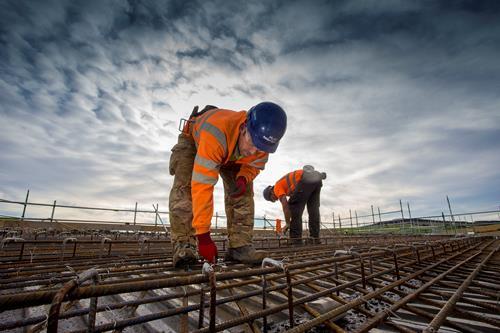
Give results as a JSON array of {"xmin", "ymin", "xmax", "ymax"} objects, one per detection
[{"xmin": 0, "ymin": 235, "xmax": 498, "ymax": 332}]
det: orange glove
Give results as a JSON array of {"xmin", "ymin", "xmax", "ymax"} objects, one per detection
[
  {"xmin": 230, "ymin": 176, "xmax": 247, "ymax": 198},
  {"xmin": 196, "ymin": 232, "xmax": 218, "ymax": 263}
]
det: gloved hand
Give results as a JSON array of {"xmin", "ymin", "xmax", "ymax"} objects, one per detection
[
  {"xmin": 282, "ymin": 224, "xmax": 289, "ymax": 235},
  {"xmin": 196, "ymin": 232, "xmax": 218, "ymax": 263},
  {"xmin": 230, "ymin": 176, "xmax": 247, "ymax": 198}
]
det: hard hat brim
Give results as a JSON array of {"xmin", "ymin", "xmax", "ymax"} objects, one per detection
[{"xmin": 250, "ymin": 131, "xmax": 279, "ymax": 153}]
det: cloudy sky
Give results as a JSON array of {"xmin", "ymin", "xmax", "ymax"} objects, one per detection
[{"xmin": 1, "ymin": 0, "xmax": 499, "ymax": 224}]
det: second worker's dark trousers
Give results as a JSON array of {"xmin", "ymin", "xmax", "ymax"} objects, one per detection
[{"xmin": 288, "ymin": 180, "xmax": 322, "ymax": 241}]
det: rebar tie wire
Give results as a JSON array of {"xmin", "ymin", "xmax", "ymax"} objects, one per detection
[
  {"xmin": 104, "ymin": 305, "xmax": 118, "ymax": 330},
  {"xmin": 384, "ymin": 307, "xmax": 402, "ymax": 319},
  {"xmin": 99, "ymin": 237, "xmax": 112, "ymax": 259},
  {"xmin": 139, "ymin": 236, "xmax": 150, "ymax": 256},
  {"xmin": 61, "ymin": 237, "xmax": 77, "ymax": 262}
]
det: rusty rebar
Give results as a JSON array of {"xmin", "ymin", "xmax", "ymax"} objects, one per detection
[
  {"xmin": 423, "ymin": 244, "xmax": 499, "ymax": 332},
  {"xmin": 283, "ymin": 243, "xmax": 484, "ymax": 333},
  {"xmin": 0, "ymin": 236, "xmax": 492, "ymax": 333},
  {"xmin": 47, "ymin": 268, "xmax": 101, "ymax": 333},
  {"xmin": 47, "ymin": 279, "xmax": 78, "ymax": 333},
  {"xmin": 353, "ymin": 241, "xmax": 495, "ymax": 333}
]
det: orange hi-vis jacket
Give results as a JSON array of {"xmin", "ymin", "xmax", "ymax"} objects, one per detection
[
  {"xmin": 188, "ymin": 108, "xmax": 269, "ymax": 235},
  {"xmin": 273, "ymin": 170, "xmax": 304, "ymax": 199}
]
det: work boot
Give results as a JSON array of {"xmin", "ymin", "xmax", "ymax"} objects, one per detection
[
  {"xmin": 290, "ymin": 238, "xmax": 303, "ymax": 246},
  {"xmin": 172, "ymin": 243, "xmax": 198, "ymax": 268},
  {"xmin": 225, "ymin": 245, "xmax": 267, "ymax": 264},
  {"xmin": 306, "ymin": 237, "xmax": 321, "ymax": 245}
]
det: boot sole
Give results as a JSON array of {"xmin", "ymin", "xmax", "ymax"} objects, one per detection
[{"xmin": 227, "ymin": 257, "xmax": 264, "ymax": 265}]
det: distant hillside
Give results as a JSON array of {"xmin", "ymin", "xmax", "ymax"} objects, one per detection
[{"xmin": 371, "ymin": 218, "xmax": 498, "ymax": 227}]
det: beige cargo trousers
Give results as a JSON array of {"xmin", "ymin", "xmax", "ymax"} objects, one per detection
[{"xmin": 169, "ymin": 133, "xmax": 256, "ymax": 249}]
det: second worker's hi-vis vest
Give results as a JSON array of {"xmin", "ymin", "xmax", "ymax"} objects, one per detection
[
  {"xmin": 273, "ymin": 170, "xmax": 304, "ymax": 199},
  {"xmin": 187, "ymin": 108, "xmax": 269, "ymax": 235}
]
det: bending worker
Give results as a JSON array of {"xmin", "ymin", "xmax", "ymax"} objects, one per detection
[
  {"xmin": 263, "ymin": 165, "xmax": 326, "ymax": 245},
  {"xmin": 169, "ymin": 102, "xmax": 287, "ymax": 267}
]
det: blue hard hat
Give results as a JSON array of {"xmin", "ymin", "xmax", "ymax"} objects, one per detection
[{"xmin": 246, "ymin": 102, "xmax": 287, "ymax": 153}]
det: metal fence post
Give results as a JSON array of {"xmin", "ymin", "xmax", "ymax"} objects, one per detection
[
  {"xmin": 407, "ymin": 202, "xmax": 412, "ymax": 233},
  {"xmin": 378, "ymin": 207, "xmax": 382, "ymax": 231},
  {"xmin": 349, "ymin": 209, "xmax": 353, "ymax": 230},
  {"xmin": 371, "ymin": 205, "xmax": 375, "ymax": 232},
  {"xmin": 133, "ymin": 202, "xmax": 138, "ymax": 225},
  {"xmin": 355, "ymin": 210, "xmax": 359, "ymax": 230},
  {"xmin": 50, "ymin": 200, "xmax": 57, "ymax": 222},
  {"xmin": 399, "ymin": 199, "xmax": 405, "ymax": 233},
  {"xmin": 441, "ymin": 212, "xmax": 448, "ymax": 234},
  {"xmin": 332, "ymin": 212, "xmax": 336, "ymax": 232},
  {"xmin": 21, "ymin": 189, "xmax": 30, "ymax": 221},
  {"xmin": 154, "ymin": 203, "xmax": 158, "ymax": 227},
  {"xmin": 446, "ymin": 195, "xmax": 456, "ymax": 234}
]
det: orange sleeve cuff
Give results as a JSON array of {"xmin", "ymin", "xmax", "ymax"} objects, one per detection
[{"xmin": 195, "ymin": 225, "xmax": 211, "ymax": 235}]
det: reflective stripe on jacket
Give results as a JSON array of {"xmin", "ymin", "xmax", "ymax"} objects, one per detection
[
  {"xmin": 190, "ymin": 108, "xmax": 269, "ymax": 234},
  {"xmin": 273, "ymin": 170, "xmax": 304, "ymax": 199}
]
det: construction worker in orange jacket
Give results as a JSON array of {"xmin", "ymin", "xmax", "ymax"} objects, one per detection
[
  {"xmin": 169, "ymin": 102, "xmax": 287, "ymax": 267},
  {"xmin": 263, "ymin": 165, "xmax": 326, "ymax": 245}
]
